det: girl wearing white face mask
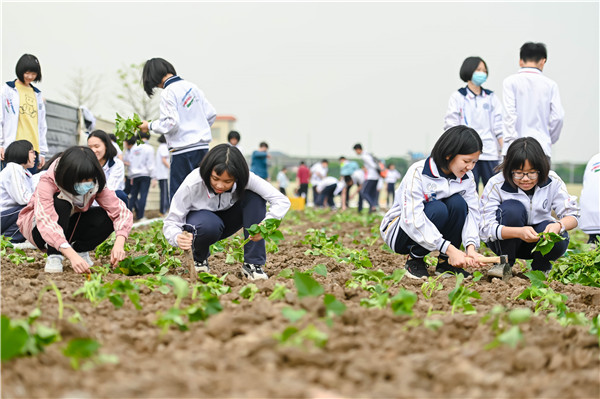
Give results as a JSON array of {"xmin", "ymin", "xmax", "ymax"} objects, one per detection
[
  {"xmin": 444, "ymin": 56, "xmax": 503, "ymax": 191},
  {"xmin": 17, "ymin": 146, "xmax": 133, "ymax": 274}
]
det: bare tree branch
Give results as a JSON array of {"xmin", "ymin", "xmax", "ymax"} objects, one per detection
[
  {"xmin": 113, "ymin": 62, "xmax": 160, "ymax": 120},
  {"xmin": 61, "ymin": 68, "xmax": 103, "ymax": 111}
]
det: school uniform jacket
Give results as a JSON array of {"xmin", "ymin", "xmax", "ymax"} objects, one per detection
[
  {"xmin": 380, "ymin": 157, "xmax": 481, "ymax": 254},
  {"xmin": 444, "ymin": 86, "xmax": 503, "ymax": 161},
  {"xmin": 479, "ymin": 171, "xmax": 579, "ymax": 242},
  {"xmin": 0, "ymin": 81, "xmax": 48, "ymax": 156},
  {"xmin": 578, "ymin": 153, "xmax": 600, "ymax": 234},
  {"xmin": 103, "ymin": 157, "xmax": 125, "ymax": 191},
  {"xmin": 148, "ymin": 76, "xmax": 216, "ymax": 155},
  {"xmin": 127, "ymin": 142, "xmax": 154, "ymax": 179},
  {"xmin": 502, "ymin": 67, "xmax": 564, "ymax": 157},
  {"xmin": 163, "ymin": 170, "xmax": 291, "ymax": 247},
  {"xmin": 17, "ymin": 159, "xmax": 133, "ymax": 251},
  {"xmin": 0, "ymin": 162, "xmax": 33, "ymax": 210}
]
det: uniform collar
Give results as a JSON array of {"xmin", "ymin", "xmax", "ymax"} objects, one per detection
[
  {"xmin": 501, "ymin": 176, "xmax": 552, "ymax": 193},
  {"xmin": 205, "ymin": 179, "xmax": 237, "ymax": 199},
  {"xmin": 518, "ymin": 67, "xmax": 543, "ymax": 75},
  {"xmin": 163, "ymin": 75, "xmax": 182, "ymax": 89},
  {"xmin": 6, "ymin": 80, "xmax": 41, "ymax": 93},
  {"xmin": 422, "ymin": 157, "xmax": 469, "ymax": 181}
]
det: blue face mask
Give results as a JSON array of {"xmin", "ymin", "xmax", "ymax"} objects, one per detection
[
  {"xmin": 74, "ymin": 181, "xmax": 95, "ymax": 196},
  {"xmin": 472, "ymin": 71, "xmax": 487, "ymax": 86}
]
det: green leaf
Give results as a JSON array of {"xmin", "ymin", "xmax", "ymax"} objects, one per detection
[
  {"xmin": 508, "ymin": 308, "xmax": 532, "ymax": 324},
  {"xmin": 1, "ymin": 316, "xmax": 29, "ymax": 361},
  {"xmin": 313, "ymin": 264, "xmax": 328, "ymax": 277},
  {"xmin": 278, "ymin": 268, "xmax": 294, "ymax": 278},
  {"xmin": 293, "ymin": 271, "xmax": 324, "ymax": 298},
  {"xmin": 163, "ymin": 276, "xmax": 189, "ymax": 301},
  {"xmin": 281, "ymin": 307, "xmax": 307, "ymax": 323},
  {"xmin": 524, "ymin": 270, "xmax": 548, "ymax": 287},
  {"xmin": 323, "ymin": 294, "xmax": 346, "ymax": 316}
]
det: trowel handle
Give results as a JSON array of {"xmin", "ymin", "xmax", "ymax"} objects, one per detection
[{"xmin": 474, "ymin": 255, "xmax": 508, "ymax": 264}]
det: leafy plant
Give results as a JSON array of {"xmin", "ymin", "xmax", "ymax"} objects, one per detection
[
  {"xmin": 390, "ymin": 289, "xmax": 418, "ymax": 316},
  {"xmin": 532, "ymin": 232, "xmax": 565, "ymax": 256},
  {"xmin": 282, "ymin": 307, "xmax": 307, "ymax": 323},
  {"xmin": 114, "ymin": 253, "xmax": 161, "ymax": 275},
  {"xmin": 1, "ymin": 309, "xmax": 60, "ymax": 362},
  {"xmin": 421, "ymin": 274, "xmax": 445, "ymax": 299},
  {"xmin": 481, "ymin": 306, "xmax": 532, "ymax": 349},
  {"xmin": 274, "ymin": 324, "xmax": 328, "ymax": 348},
  {"xmin": 548, "ymin": 245, "xmax": 600, "ymax": 287},
  {"xmin": 239, "ymin": 284, "xmax": 259, "ymax": 301},
  {"xmin": 62, "ymin": 338, "xmax": 118, "ymax": 370},
  {"xmin": 293, "ymin": 271, "xmax": 324, "ymax": 298},
  {"xmin": 114, "ymin": 112, "xmax": 143, "ymax": 146},
  {"xmin": 448, "ymin": 272, "xmax": 483, "ymax": 315},
  {"xmin": 269, "ymin": 283, "xmax": 290, "ymax": 301}
]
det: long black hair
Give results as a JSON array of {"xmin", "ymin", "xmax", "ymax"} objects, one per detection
[
  {"xmin": 142, "ymin": 58, "xmax": 177, "ymax": 96},
  {"xmin": 431, "ymin": 126, "xmax": 483, "ymax": 172},
  {"xmin": 199, "ymin": 144, "xmax": 249, "ymax": 200},
  {"xmin": 499, "ymin": 137, "xmax": 550, "ymax": 188},
  {"xmin": 55, "ymin": 146, "xmax": 106, "ymax": 195}
]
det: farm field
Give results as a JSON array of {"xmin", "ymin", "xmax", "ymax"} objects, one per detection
[{"xmin": 1, "ymin": 209, "xmax": 599, "ymax": 398}]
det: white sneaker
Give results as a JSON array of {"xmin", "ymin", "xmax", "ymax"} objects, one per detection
[
  {"xmin": 241, "ymin": 263, "xmax": 269, "ymax": 280},
  {"xmin": 78, "ymin": 251, "xmax": 94, "ymax": 267},
  {"xmin": 12, "ymin": 240, "xmax": 37, "ymax": 250},
  {"xmin": 45, "ymin": 255, "xmax": 64, "ymax": 273}
]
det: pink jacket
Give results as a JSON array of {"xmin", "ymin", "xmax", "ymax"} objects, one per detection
[{"xmin": 17, "ymin": 160, "xmax": 133, "ymax": 250}]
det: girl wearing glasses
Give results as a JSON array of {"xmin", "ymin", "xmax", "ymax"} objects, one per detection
[{"xmin": 480, "ymin": 137, "xmax": 579, "ymax": 275}]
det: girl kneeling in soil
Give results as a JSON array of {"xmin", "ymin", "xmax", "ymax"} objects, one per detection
[
  {"xmin": 380, "ymin": 126, "xmax": 484, "ymax": 279},
  {"xmin": 480, "ymin": 137, "xmax": 579, "ymax": 276},
  {"xmin": 17, "ymin": 146, "xmax": 133, "ymax": 273},
  {"xmin": 163, "ymin": 144, "xmax": 291, "ymax": 280},
  {"xmin": 0, "ymin": 140, "xmax": 36, "ymax": 242}
]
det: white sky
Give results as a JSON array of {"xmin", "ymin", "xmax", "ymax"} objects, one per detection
[{"xmin": 2, "ymin": 1, "xmax": 598, "ymax": 162}]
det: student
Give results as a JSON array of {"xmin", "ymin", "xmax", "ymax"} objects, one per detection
[
  {"xmin": 152, "ymin": 134, "xmax": 170, "ymax": 216},
  {"xmin": 139, "ymin": 58, "xmax": 216, "ymax": 199},
  {"xmin": 127, "ymin": 133, "xmax": 154, "ymax": 221},
  {"xmin": 87, "ymin": 130, "xmax": 127, "ymax": 205},
  {"xmin": 163, "ymin": 144, "xmax": 291, "ymax": 280},
  {"xmin": 250, "ymin": 142, "xmax": 270, "ymax": 180},
  {"xmin": 353, "ymin": 144, "xmax": 379, "ymax": 213},
  {"xmin": 384, "ymin": 164, "xmax": 401, "ymax": 207},
  {"xmin": 108, "ymin": 133, "xmax": 123, "ymax": 161},
  {"xmin": 339, "ymin": 156, "xmax": 360, "ymax": 208},
  {"xmin": 310, "ymin": 159, "xmax": 328, "ymax": 206},
  {"xmin": 1, "ymin": 54, "xmax": 48, "ymax": 173},
  {"xmin": 579, "ymin": 153, "xmax": 600, "ymax": 246},
  {"xmin": 380, "ymin": 126, "xmax": 484, "ymax": 279},
  {"xmin": 502, "ymin": 42, "xmax": 564, "ymax": 158},
  {"xmin": 444, "ymin": 56, "xmax": 503, "ymax": 189},
  {"xmin": 315, "ymin": 176, "xmax": 345, "ymax": 209},
  {"xmin": 227, "ymin": 130, "xmax": 243, "ymax": 154},
  {"xmin": 342, "ymin": 167, "xmax": 366, "ymax": 212},
  {"xmin": 480, "ymin": 137, "xmax": 578, "ymax": 275},
  {"xmin": 296, "ymin": 161, "xmax": 310, "ymax": 199},
  {"xmin": 276, "ymin": 166, "xmax": 289, "ymax": 196},
  {"xmin": 17, "ymin": 146, "xmax": 133, "ymax": 273},
  {"xmin": 0, "ymin": 140, "xmax": 36, "ymax": 242}
]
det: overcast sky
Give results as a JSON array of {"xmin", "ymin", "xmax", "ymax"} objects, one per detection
[{"xmin": 2, "ymin": 1, "xmax": 598, "ymax": 162}]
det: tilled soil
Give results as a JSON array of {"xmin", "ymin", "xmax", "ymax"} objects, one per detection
[{"xmin": 2, "ymin": 211, "xmax": 599, "ymax": 398}]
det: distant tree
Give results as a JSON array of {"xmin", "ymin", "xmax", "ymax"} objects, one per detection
[
  {"xmin": 115, "ymin": 62, "xmax": 159, "ymax": 120},
  {"xmin": 61, "ymin": 68, "xmax": 102, "ymax": 111}
]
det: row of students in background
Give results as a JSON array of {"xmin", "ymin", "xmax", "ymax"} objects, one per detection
[
  {"xmin": 444, "ymin": 42, "xmax": 564, "ymax": 190},
  {"xmin": 381, "ymin": 126, "xmax": 581, "ymax": 280}
]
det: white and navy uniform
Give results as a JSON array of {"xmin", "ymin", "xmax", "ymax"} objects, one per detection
[
  {"xmin": 0, "ymin": 162, "xmax": 34, "ymax": 241},
  {"xmin": 128, "ymin": 142, "xmax": 154, "ymax": 179},
  {"xmin": 380, "ymin": 157, "xmax": 480, "ymax": 255},
  {"xmin": 579, "ymin": 154, "xmax": 600, "ymax": 235},
  {"xmin": 163, "ymin": 171, "xmax": 290, "ymax": 265},
  {"xmin": 479, "ymin": 171, "xmax": 579, "ymax": 243},
  {"xmin": 103, "ymin": 157, "xmax": 125, "ymax": 191},
  {"xmin": 444, "ymin": 86, "xmax": 503, "ymax": 161},
  {"xmin": 148, "ymin": 76, "xmax": 216, "ymax": 155},
  {"xmin": 360, "ymin": 151, "xmax": 380, "ymax": 210},
  {"xmin": 384, "ymin": 168, "xmax": 402, "ymax": 205},
  {"xmin": 502, "ymin": 67, "xmax": 564, "ymax": 158}
]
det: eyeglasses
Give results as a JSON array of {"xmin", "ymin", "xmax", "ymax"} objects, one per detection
[{"xmin": 512, "ymin": 171, "xmax": 539, "ymax": 180}]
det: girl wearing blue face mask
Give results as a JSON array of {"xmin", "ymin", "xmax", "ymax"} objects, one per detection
[
  {"xmin": 17, "ymin": 146, "xmax": 133, "ymax": 274},
  {"xmin": 444, "ymin": 56, "xmax": 503, "ymax": 190}
]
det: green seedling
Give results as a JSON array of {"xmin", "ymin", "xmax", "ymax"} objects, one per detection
[
  {"xmin": 1, "ymin": 308, "xmax": 61, "ymax": 362},
  {"xmin": 548, "ymin": 245, "xmax": 600, "ymax": 287},
  {"xmin": 114, "ymin": 112, "xmax": 143, "ymax": 146},
  {"xmin": 239, "ymin": 284, "xmax": 259, "ymax": 301},
  {"xmin": 390, "ymin": 289, "xmax": 418, "ymax": 316},
  {"xmin": 269, "ymin": 283, "xmax": 290, "ymax": 301},
  {"xmin": 421, "ymin": 274, "xmax": 445, "ymax": 300},
  {"xmin": 274, "ymin": 324, "xmax": 328, "ymax": 348},
  {"xmin": 293, "ymin": 271, "xmax": 324, "ymax": 298},
  {"xmin": 532, "ymin": 231, "xmax": 566, "ymax": 256},
  {"xmin": 115, "ymin": 253, "xmax": 161, "ymax": 275},
  {"xmin": 448, "ymin": 272, "xmax": 483, "ymax": 315},
  {"xmin": 222, "ymin": 219, "xmax": 285, "ymax": 264},
  {"xmin": 1, "ymin": 235, "xmax": 35, "ymax": 265},
  {"xmin": 282, "ymin": 307, "xmax": 307, "ymax": 323},
  {"xmin": 590, "ymin": 315, "xmax": 600, "ymax": 346},
  {"xmin": 62, "ymin": 337, "xmax": 118, "ymax": 370},
  {"xmin": 481, "ymin": 306, "xmax": 532, "ymax": 349}
]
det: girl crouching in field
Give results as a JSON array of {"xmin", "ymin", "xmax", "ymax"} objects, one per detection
[
  {"xmin": 0, "ymin": 140, "xmax": 36, "ymax": 242},
  {"xmin": 17, "ymin": 146, "xmax": 133, "ymax": 273},
  {"xmin": 380, "ymin": 126, "xmax": 484, "ymax": 279},
  {"xmin": 163, "ymin": 144, "xmax": 291, "ymax": 280},
  {"xmin": 480, "ymin": 137, "xmax": 579, "ymax": 275}
]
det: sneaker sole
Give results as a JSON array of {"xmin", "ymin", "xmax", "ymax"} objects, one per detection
[
  {"xmin": 44, "ymin": 268, "xmax": 63, "ymax": 273},
  {"xmin": 241, "ymin": 269, "xmax": 268, "ymax": 280},
  {"xmin": 195, "ymin": 267, "xmax": 209, "ymax": 273},
  {"xmin": 405, "ymin": 269, "xmax": 428, "ymax": 280}
]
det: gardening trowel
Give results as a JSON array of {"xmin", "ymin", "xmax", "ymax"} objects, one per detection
[
  {"xmin": 479, "ymin": 255, "xmax": 511, "ymax": 281},
  {"xmin": 182, "ymin": 231, "xmax": 197, "ymax": 282}
]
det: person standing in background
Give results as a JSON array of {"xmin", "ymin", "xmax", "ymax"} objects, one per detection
[
  {"xmin": 227, "ymin": 130, "xmax": 243, "ymax": 154},
  {"xmin": 127, "ymin": 133, "xmax": 154, "ymax": 221},
  {"xmin": 152, "ymin": 134, "xmax": 170, "ymax": 216},
  {"xmin": 276, "ymin": 166, "xmax": 289, "ymax": 196},
  {"xmin": 353, "ymin": 143, "xmax": 379, "ymax": 213},
  {"xmin": 296, "ymin": 161, "xmax": 309, "ymax": 199},
  {"xmin": 138, "ymin": 58, "xmax": 216, "ymax": 199},
  {"xmin": 384, "ymin": 164, "xmax": 401, "ymax": 207},
  {"xmin": 444, "ymin": 56, "xmax": 503, "ymax": 189},
  {"xmin": 578, "ymin": 153, "xmax": 600, "ymax": 246},
  {"xmin": 250, "ymin": 142, "xmax": 270, "ymax": 180},
  {"xmin": 1, "ymin": 54, "xmax": 48, "ymax": 173},
  {"xmin": 502, "ymin": 42, "xmax": 564, "ymax": 159},
  {"xmin": 310, "ymin": 159, "xmax": 328, "ymax": 206}
]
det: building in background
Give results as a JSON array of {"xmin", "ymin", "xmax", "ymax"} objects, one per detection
[{"xmin": 210, "ymin": 115, "xmax": 237, "ymax": 148}]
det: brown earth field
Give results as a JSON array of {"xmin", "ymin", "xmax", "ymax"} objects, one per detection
[{"xmin": 2, "ymin": 209, "xmax": 599, "ymax": 399}]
